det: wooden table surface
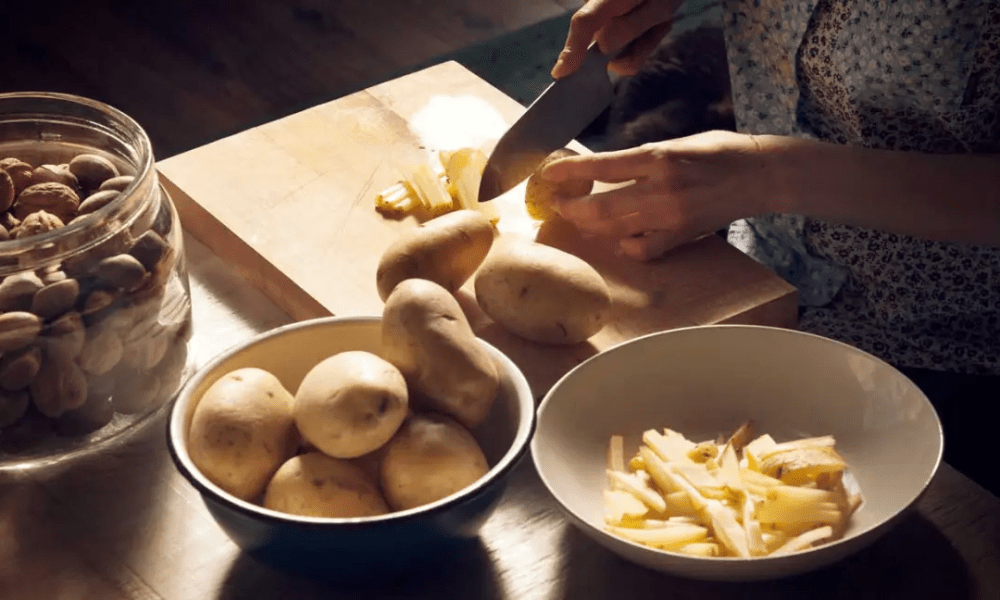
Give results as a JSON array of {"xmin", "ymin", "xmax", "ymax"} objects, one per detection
[
  {"xmin": 1, "ymin": 64, "xmax": 997, "ymax": 599},
  {"xmin": 0, "ymin": 239, "xmax": 997, "ymax": 600}
]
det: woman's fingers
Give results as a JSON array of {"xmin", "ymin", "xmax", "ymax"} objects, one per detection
[
  {"xmin": 553, "ymin": 184, "xmax": 672, "ymax": 238},
  {"xmin": 597, "ymin": 0, "xmax": 673, "ymax": 55},
  {"xmin": 552, "ymin": 0, "xmax": 647, "ymax": 78},
  {"xmin": 541, "ymin": 145, "xmax": 656, "ymax": 183},
  {"xmin": 555, "ymin": 188, "xmax": 643, "ymax": 222},
  {"xmin": 608, "ymin": 21, "xmax": 675, "ymax": 76}
]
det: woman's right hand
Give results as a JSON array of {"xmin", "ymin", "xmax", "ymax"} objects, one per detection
[{"xmin": 551, "ymin": 0, "xmax": 684, "ymax": 79}]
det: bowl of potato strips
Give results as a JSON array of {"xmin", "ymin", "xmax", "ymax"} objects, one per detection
[{"xmin": 531, "ymin": 325, "xmax": 942, "ymax": 581}]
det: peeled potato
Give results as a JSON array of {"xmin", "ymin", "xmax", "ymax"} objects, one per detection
[
  {"xmin": 263, "ymin": 451, "xmax": 390, "ymax": 518},
  {"xmin": 293, "ymin": 350, "xmax": 409, "ymax": 459},
  {"xmin": 187, "ymin": 367, "xmax": 298, "ymax": 501},
  {"xmin": 524, "ymin": 148, "xmax": 594, "ymax": 221},
  {"xmin": 380, "ymin": 412, "xmax": 490, "ymax": 511}
]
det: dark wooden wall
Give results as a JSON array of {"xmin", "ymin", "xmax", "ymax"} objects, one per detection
[{"xmin": 1, "ymin": 0, "xmax": 579, "ymax": 158}]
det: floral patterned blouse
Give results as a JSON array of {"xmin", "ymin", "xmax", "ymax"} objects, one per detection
[{"xmin": 721, "ymin": 0, "xmax": 1000, "ymax": 375}]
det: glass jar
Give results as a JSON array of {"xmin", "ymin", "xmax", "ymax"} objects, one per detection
[{"xmin": 0, "ymin": 92, "xmax": 193, "ymax": 471}]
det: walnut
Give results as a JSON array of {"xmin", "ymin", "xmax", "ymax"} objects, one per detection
[
  {"xmin": 13, "ymin": 210, "xmax": 65, "ymax": 239},
  {"xmin": 0, "ymin": 158, "xmax": 34, "ymax": 194},
  {"xmin": 0, "ymin": 169, "xmax": 13, "ymax": 213},
  {"xmin": 0, "ymin": 211, "xmax": 20, "ymax": 231},
  {"xmin": 31, "ymin": 164, "xmax": 79, "ymax": 192},
  {"xmin": 13, "ymin": 182, "xmax": 80, "ymax": 222}
]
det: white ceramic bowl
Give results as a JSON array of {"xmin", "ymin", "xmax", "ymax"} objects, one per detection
[{"xmin": 531, "ymin": 324, "xmax": 942, "ymax": 582}]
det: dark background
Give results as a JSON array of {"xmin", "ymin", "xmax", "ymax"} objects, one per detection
[{"xmin": 0, "ymin": 0, "xmax": 577, "ymax": 159}]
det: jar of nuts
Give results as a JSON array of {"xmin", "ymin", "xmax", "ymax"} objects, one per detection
[{"xmin": 0, "ymin": 92, "xmax": 193, "ymax": 470}]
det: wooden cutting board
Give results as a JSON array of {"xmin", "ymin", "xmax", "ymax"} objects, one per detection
[{"xmin": 158, "ymin": 61, "xmax": 797, "ymax": 396}]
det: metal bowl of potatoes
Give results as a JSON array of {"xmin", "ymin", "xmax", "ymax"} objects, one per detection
[
  {"xmin": 531, "ymin": 324, "xmax": 943, "ymax": 582},
  {"xmin": 167, "ymin": 315, "xmax": 535, "ymax": 581}
]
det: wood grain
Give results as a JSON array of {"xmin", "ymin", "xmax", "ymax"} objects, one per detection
[{"xmin": 0, "ymin": 0, "xmax": 579, "ymax": 158}]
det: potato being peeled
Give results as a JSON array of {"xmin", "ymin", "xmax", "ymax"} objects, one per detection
[
  {"xmin": 474, "ymin": 238, "xmax": 611, "ymax": 344},
  {"xmin": 380, "ymin": 413, "xmax": 489, "ymax": 511},
  {"xmin": 294, "ymin": 350, "xmax": 408, "ymax": 459},
  {"xmin": 381, "ymin": 278, "xmax": 499, "ymax": 428},
  {"xmin": 188, "ymin": 367, "xmax": 298, "ymax": 501},
  {"xmin": 376, "ymin": 209, "xmax": 495, "ymax": 302},
  {"xmin": 524, "ymin": 148, "xmax": 594, "ymax": 221},
  {"xmin": 263, "ymin": 452, "xmax": 390, "ymax": 518}
]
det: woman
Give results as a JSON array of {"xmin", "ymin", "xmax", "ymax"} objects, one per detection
[{"xmin": 545, "ymin": 0, "xmax": 999, "ymax": 493}]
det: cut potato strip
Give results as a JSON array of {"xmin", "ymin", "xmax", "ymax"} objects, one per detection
[
  {"xmin": 770, "ymin": 526, "xmax": 834, "ymax": 556},
  {"xmin": 739, "ymin": 468, "xmax": 783, "ymax": 488},
  {"xmin": 847, "ymin": 493, "xmax": 864, "ymax": 515},
  {"xmin": 703, "ymin": 499, "xmax": 751, "ymax": 558},
  {"xmin": 607, "ymin": 470, "xmax": 667, "ymax": 513},
  {"xmin": 760, "ymin": 446, "xmax": 849, "ymax": 485},
  {"xmin": 663, "ymin": 492, "xmax": 699, "ymax": 516},
  {"xmin": 607, "ymin": 434, "xmax": 626, "ymax": 473},
  {"xmin": 374, "ymin": 181, "xmax": 420, "ymax": 216},
  {"xmin": 756, "ymin": 499, "xmax": 842, "ymax": 529},
  {"xmin": 607, "ymin": 523, "xmax": 709, "ymax": 549},
  {"xmin": 757, "ymin": 436, "xmax": 836, "ymax": 461},
  {"xmin": 672, "ymin": 462, "xmax": 728, "ymax": 498},
  {"xmin": 405, "ymin": 162, "xmax": 453, "ymax": 216},
  {"xmin": 375, "ymin": 146, "xmax": 501, "ymax": 222},
  {"xmin": 640, "ymin": 447, "xmax": 701, "ymax": 509},
  {"xmin": 602, "ymin": 422, "xmax": 862, "ymax": 559},
  {"xmin": 441, "ymin": 147, "xmax": 500, "ymax": 224},
  {"xmin": 644, "ymin": 429, "xmax": 696, "ymax": 464},
  {"xmin": 676, "ymin": 542, "xmax": 721, "ymax": 557},
  {"xmin": 604, "ymin": 489, "xmax": 649, "ymax": 523}
]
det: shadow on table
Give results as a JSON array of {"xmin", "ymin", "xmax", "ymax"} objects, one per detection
[
  {"xmin": 0, "ymin": 407, "xmax": 174, "ymax": 595},
  {"xmin": 555, "ymin": 511, "xmax": 972, "ymax": 600},
  {"xmin": 217, "ymin": 537, "xmax": 505, "ymax": 600},
  {"xmin": 181, "ymin": 230, "xmax": 294, "ymax": 332}
]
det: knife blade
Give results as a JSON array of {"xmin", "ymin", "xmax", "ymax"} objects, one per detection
[{"xmin": 478, "ymin": 43, "xmax": 617, "ymax": 202}]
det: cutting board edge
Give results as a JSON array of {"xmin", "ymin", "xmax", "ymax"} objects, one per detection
[
  {"xmin": 717, "ymin": 284, "xmax": 799, "ymax": 329},
  {"xmin": 159, "ymin": 171, "xmax": 332, "ymax": 322}
]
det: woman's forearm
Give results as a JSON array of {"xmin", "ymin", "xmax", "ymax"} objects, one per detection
[{"xmin": 762, "ymin": 135, "xmax": 1000, "ymax": 247}]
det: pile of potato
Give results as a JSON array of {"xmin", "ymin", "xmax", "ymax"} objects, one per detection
[
  {"xmin": 186, "ymin": 274, "xmax": 502, "ymax": 518},
  {"xmin": 377, "ymin": 208, "xmax": 611, "ymax": 346}
]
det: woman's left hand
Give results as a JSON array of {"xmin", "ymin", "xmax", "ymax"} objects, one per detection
[{"xmin": 540, "ymin": 130, "xmax": 780, "ymax": 261}]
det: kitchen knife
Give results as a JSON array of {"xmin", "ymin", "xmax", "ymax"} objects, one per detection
[{"xmin": 478, "ymin": 43, "xmax": 618, "ymax": 202}]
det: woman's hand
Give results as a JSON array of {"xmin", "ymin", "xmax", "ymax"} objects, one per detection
[
  {"xmin": 540, "ymin": 131, "xmax": 778, "ymax": 260},
  {"xmin": 551, "ymin": 0, "xmax": 685, "ymax": 79},
  {"xmin": 544, "ymin": 131, "xmax": 1000, "ymax": 256}
]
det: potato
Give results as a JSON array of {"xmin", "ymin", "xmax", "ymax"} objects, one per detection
[
  {"xmin": 293, "ymin": 350, "xmax": 408, "ymax": 459},
  {"xmin": 263, "ymin": 451, "xmax": 390, "ymax": 518},
  {"xmin": 188, "ymin": 367, "xmax": 298, "ymax": 501},
  {"xmin": 474, "ymin": 238, "xmax": 611, "ymax": 344},
  {"xmin": 524, "ymin": 148, "xmax": 594, "ymax": 221},
  {"xmin": 375, "ymin": 209, "xmax": 495, "ymax": 302},
  {"xmin": 380, "ymin": 412, "xmax": 489, "ymax": 511},
  {"xmin": 381, "ymin": 278, "xmax": 499, "ymax": 428}
]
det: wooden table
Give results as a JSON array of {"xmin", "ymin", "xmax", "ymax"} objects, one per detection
[{"xmin": 1, "ymin": 64, "xmax": 998, "ymax": 599}]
